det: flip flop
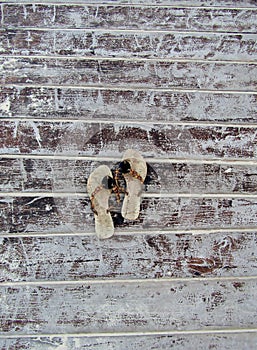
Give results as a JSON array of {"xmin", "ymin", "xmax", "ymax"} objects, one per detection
[
  {"xmin": 87, "ymin": 165, "xmax": 114, "ymax": 239},
  {"xmin": 120, "ymin": 149, "xmax": 147, "ymax": 220}
]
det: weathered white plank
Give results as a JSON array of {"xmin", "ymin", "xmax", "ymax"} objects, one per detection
[
  {"xmin": 1, "ymin": 196, "xmax": 257, "ymax": 234},
  {"xmin": 1, "ymin": 279, "xmax": 256, "ymax": 334},
  {"xmin": 0, "ymin": 0, "xmax": 256, "ymax": 345},
  {"xmin": 1, "ymin": 158, "xmax": 257, "ymax": 194},
  {"xmin": 1, "ymin": 231, "xmax": 256, "ymax": 282},
  {"xmin": 3, "ymin": 5, "xmax": 257, "ymax": 33},
  {"xmin": 1, "ymin": 121, "xmax": 256, "ymax": 160},
  {"xmin": 1, "ymin": 57, "xmax": 256, "ymax": 90},
  {"xmin": 1, "ymin": 87, "xmax": 256, "ymax": 124},
  {"xmin": 1, "ymin": 30, "xmax": 256, "ymax": 61},
  {"xmin": 1, "ymin": 332, "xmax": 257, "ymax": 350}
]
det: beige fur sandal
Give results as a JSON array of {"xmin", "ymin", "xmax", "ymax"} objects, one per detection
[
  {"xmin": 87, "ymin": 165, "xmax": 114, "ymax": 239},
  {"xmin": 120, "ymin": 149, "xmax": 147, "ymax": 220}
]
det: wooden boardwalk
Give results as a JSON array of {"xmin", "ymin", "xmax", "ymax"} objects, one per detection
[{"xmin": 0, "ymin": 1, "xmax": 257, "ymax": 349}]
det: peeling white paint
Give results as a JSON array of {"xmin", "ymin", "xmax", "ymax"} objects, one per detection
[
  {"xmin": 23, "ymin": 4, "xmax": 27, "ymax": 19},
  {"xmin": 29, "ymin": 121, "xmax": 42, "ymax": 147},
  {"xmin": 52, "ymin": 5, "xmax": 56, "ymax": 23},
  {"xmin": 19, "ymin": 158, "xmax": 28, "ymax": 186},
  {"xmin": 0, "ymin": 97, "xmax": 10, "ymax": 113},
  {"xmin": 13, "ymin": 120, "xmax": 19, "ymax": 138},
  {"xmin": 0, "ymin": 4, "xmax": 4, "ymax": 26},
  {"xmin": 1, "ymin": 4, "xmax": 257, "ymax": 344}
]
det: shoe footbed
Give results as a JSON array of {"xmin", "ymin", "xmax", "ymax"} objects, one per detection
[
  {"xmin": 121, "ymin": 150, "xmax": 147, "ymax": 220},
  {"xmin": 87, "ymin": 165, "xmax": 114, "ymax": 239}
]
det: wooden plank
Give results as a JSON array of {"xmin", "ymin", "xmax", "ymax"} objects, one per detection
[
  {"xmin": 0, "ymin": 279, "xmax": 256, "ymax": 334},
  {"xmin": 1, "ymin": 196, "xmax": 257, "ymax": 234},
  {"xmin": 1, "ymin": 231, "xmax": 256, "ymax": 282},
  {"xmin": 1, "ymin": 87, "xmax": 257, "ymax": 124},
  {"xmin": 1, "ymin": 121, "xmax": 257, "ymax": 160},
  {"xmin": 1, "ymin": 332, "xmax": 257, "ymax": 350},
  {"xmin": 1, "ymin": 158, "xmax": 257, "ymax": 194},
  {"xmin": 1, "ymin": 58, "xmax": 256, "ymax": 91},
  {"xmin": 1, "ymin": 30, "xmax": 256, "ymax": 61},
  {"xmin": 1, "ymin": 0, "xmax": 256, "ymax": 345},
  {"xmin": 3, "ymin": 5, "xmax": 257, "ymax": 33}
]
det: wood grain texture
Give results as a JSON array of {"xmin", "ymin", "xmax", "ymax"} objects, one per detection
[
  {"xmin": 1, "ymin": 87, "xmax": 257, "ymax": 124},
  {"xmin": 1, "ymin": 232, "xmax": 256, "ymax": 282},
  {"xmin": 1, "ymin": 0, "xmax": 257, "ymax": 344},
  {"xmin": 1, "ymin": 30, "xmax": 256, "ymax": 61},
  {"xmin": 1, "ymin": 158, "xmax": 257, "ymax": 194},
  {"xmin": 2, "ymin": 58, "xmax": 256, "ymax": 91},
  {"xmin": 1, "ymin": 279, "xmax": 256, "ymax": 334},
  {"xmin": 1, "ymin": 332, "xmax": 257, "ymax": 350},
  {"xmin": 1, "ymin": 196, "xmax": 257, "ymax": 234},
  {"xmin": 1, "ymin": 121, "xmax": 257, "ymax": 160},
  {"xmin": 3, "ymin": 5, "xmax": 257, "ymax": 33}
]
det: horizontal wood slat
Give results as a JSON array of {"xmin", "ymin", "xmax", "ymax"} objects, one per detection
[
  {"xmin": 1, "ymin": 87, "xmax": 257, "ymax": 124},
  {"xmin": 1, "ymin": 58, "xmax": 256, "ymax": 91},
  {"xmin": 1, "ymin": 0, "xmax": 257, "ymax": 344},
  {"xmin": 1, "ymin": 121, "xmax": 256, "ymax": 160},
  {"xmin": 1, "ymin": 196, "xmax": 257, "ymax": 234},
  {"xmin": 2, "ymin": 5, "xmax": 257, "ymax": 33},
  {"xmin": 1, "ymin": 30, "xmax": 256, "ymax": 61},
  {"xmin": 1, "ymin": 279, "xmax": 256, "ymax": 334},
  {"xmin": 1, "ymin": 158, "xmax": 257, "ymax": 194},
  {"xmin": 1, "ymin": 332, "xmax": 257, "ymax": 350},
  {"xmin": 1, "ymin": 231, "xmax": 256, "ymax": 282}
]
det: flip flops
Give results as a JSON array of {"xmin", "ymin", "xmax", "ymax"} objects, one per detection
[
  {"xmin": 120, "ymin": 149, "xmax": 147, "ymax": 220},
  {"xmin": 87, "ymin": 150, "xmax": 147, "ymax": 238},
  {"xmin": 87, "ymin": 165, "xmax": 114, "ymax": 239}
]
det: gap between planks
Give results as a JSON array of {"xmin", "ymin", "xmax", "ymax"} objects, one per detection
[
  {"xmin": 2, "ymin": 83, "xmax": 257, "ymax": 94},
  {"xmin": 2, "ymin": 192, "xmax": 257, "ymax": 199},
  {"xmin": 2, "ymin": 117, "xmax": 257, "ymax": 129},
  {"xmin": 1, "ymin": 54, "xmax": 257, "ymax": 65},
  {"xmin": 1, "ymin": 227, "xmax": 256, "ymax": 238},
  {"xmin": 1, "ymin": 2, "xmax": 257, "ymax": 10},
  {"xmin": 1, "ymin": 275, "xmax": 257, "ymax": 287},
  {"xmin": 0, "ymin": 328, "xmax": 257, "ymax": 340},
  {"xmin": 1, "ymin": 154, "xmax": 257, "ymax": 167},
  {"xmin": 3, "ymin": 26, "xmax": 257, "ymax": 36},
  {"xmin": 2, "ymin": 85, "xmax": 257, "ymax": 96}
]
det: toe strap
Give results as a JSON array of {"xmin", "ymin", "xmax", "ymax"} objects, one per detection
[{"xmin": 129, "ymin": 169, "xmax": 145, "ymax": 183}]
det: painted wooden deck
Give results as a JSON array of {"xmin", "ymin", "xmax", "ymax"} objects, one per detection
[{"xmin": 0, "ymin": 1, "xmax": 257, "ymax": 349}]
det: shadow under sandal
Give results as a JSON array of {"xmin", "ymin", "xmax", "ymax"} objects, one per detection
[
  {"xmin": 120, "ymin": 149, "xmax": 147, "ymax": 220},
  {"xmin": 87, "ymin": 165, "xmax": 114, "ymax": 239}
]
